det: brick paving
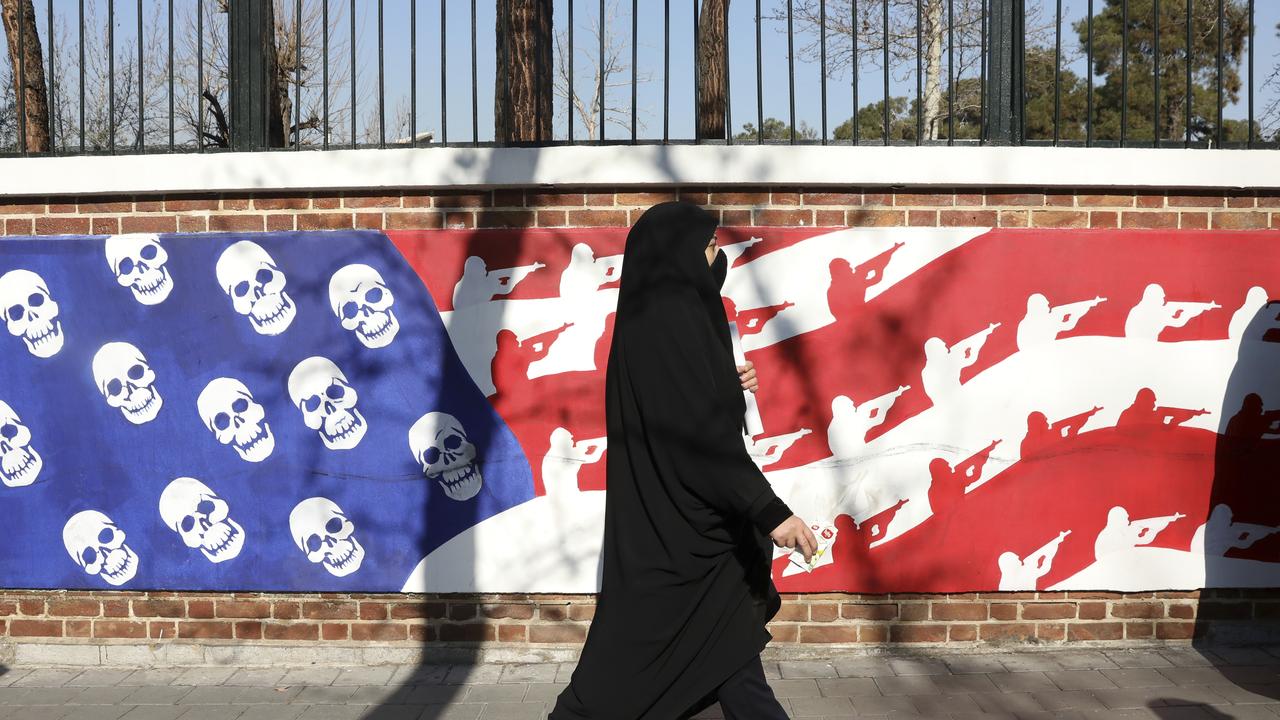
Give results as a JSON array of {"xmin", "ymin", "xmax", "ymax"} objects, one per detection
[{"xmin": 0, "ymin": 647, "xmax": 1279, "ymax": 719}]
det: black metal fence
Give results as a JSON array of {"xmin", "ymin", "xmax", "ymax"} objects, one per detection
[{"xmin": 0, "ymin": 0, "xmax": 1276, "ymax": 156}]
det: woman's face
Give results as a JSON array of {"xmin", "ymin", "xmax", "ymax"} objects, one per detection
[{"xmin": 704, "ymin": 233, "xmax": 718, "ymax": 266}]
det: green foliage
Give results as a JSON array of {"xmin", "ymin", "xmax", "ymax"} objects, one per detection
[{"xmin": 734, "ymin": 117, "xmax": 818, "ymax": 141}]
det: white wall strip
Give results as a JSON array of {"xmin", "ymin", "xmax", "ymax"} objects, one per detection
[{"xmin": 0, "ymin": 145, "xmax": 1277, "ymax": 197}]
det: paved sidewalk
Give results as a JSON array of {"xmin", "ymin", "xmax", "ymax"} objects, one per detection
[{"xmin": 1, "ymin": 647, "xmax": 1280, "ymax": 719}]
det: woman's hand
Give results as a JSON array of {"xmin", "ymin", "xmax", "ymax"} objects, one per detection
[
  {"xmin": 769, "ymin": 516, "xmax": 818, "ymax": 563},
  {"xmin": 738, "ymin": 361, "xmax": 758, "ymax": 393}
]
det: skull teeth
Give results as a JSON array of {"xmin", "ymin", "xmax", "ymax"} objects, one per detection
[
  {"xmin": 201, "ymin": 522, "xmax": 242, "ymax": 560},
  {"xmin": 1, "ymin": 448, "xmax": 39, "ymax": 485},
  {"xmin": 101, "ymin": 549, "xmax": 136, "ymax": 583},
  {"xmin": 234, "ymin": 424, "xmax": 272, "ymax": 456},
  {"xmin": 26, "ymin": 321, "xmax": 62, "ymax": 351},
  {"xmin": 325, "ymin": 540, "xmax": 362, "ymax": 572},
  {"xmin": 359, "ymin": 313, "xmax": 394, "ymax": 340},
  {"xmin": 251, "ymin": 294, "xmax": 293, "ymax": 330},
  {"xmin": 123, "ymin": 388, "xmax": 160, "ymax": 421},
  {"xmin": 135, "ymin": 272, "xmax": 170, "ymax": 295}
]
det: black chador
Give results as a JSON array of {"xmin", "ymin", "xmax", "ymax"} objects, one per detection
[{"xmin": 550, "ymin": 202, "xmax": 794, "ymax": 720}]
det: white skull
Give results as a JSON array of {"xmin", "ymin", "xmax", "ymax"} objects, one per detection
[
  {"xmin": 287, "ymin": 357, "xmax": 367, "ymax": 450},
  {"xmin": 0, "ymin": 269, "xmax": 64, "ymax": 358},
  {"xmin": 215, "ymin": 240, "xmax": 296, "ymax": 335},
  {"xmin": 197, "ymin": 378, "xmax": 274, "ymax": 462},
  {"xmin": 158, "ymin": 477, "xmax": 245, "ymax": 563},
  {"xmin": 328, "ymin": 264, "xmax": 399, "ymax": 349},
  {"xmin": 92, "ymin": 342, "xmax": 163, "ymax": 424},
  {"xmin": 62, "ymin": 510, "xmax": 138, "ymax": 586},
  {"xmin": 289, "ymin": 497, "xmax": 364, "ymax": 577},
  {"xmin": 409, "ymin": 412, "xmax": 483, "ymax": 501},
  {"xmin": 105, "ymin": 233, "xmax": 173, "ymax": 305},
  {"xmin": 0, "ymin": 400, "xmax": 42, "ymax": 487}
]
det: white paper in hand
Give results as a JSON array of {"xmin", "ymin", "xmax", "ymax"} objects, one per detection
[
  {"xmin": 782, "ymin": 522, "xmax": 838, "ymax": 577},
  {"xmin": 727, "ymin": 321, "xmax": 764, "ymax": 437}
]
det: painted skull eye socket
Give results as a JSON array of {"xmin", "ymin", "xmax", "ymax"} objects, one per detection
[
  {"xmin": 97, "ymin": 527, "xmax": 115, "ymax": 545},
  {"xmin": 303, "ymin": 395, "xmax": 322, "ymax": 412},
  {"xmin": 6, "ymin": 305, "xmax": 23, "ymax": 321},
  {"xmin": 341, "ymin": 302, "xmax": 360, "ymax": 319},
  {"xmin": 117, "ymin": 258, "xmax": 135, "ymax": 275},
  {"xmin": 443, "ymin": 434, "xmax": 463, "ymax": 451},
  {"xmin": 325, "ymin": 383, "xmax": 345, "ymax": 400},
  {"xmin": 81, "ymin": 546, "xmax": 98, "ymax": 566},
  {"xmin": 140, "ymin": 244, "xmax": 159, "ymax": 260},
  {"xmin": 233, "ymin": 281, "xmax": 250, "ymax": 297},
  {"xmin": 305, "ymin": 534, "xmax": 323, "ymax": 553},
  {"xmin": 213, "ymin": 413, "xmax": 230, "ymax": 431},
  {"xmin": 196, "ymin": 499, "xmax": 216, "ymax": 515},
  {"xmin": 325, "ymin": 517, "xmax": 344, "ymax": 534},
  {"xmin": 106, "ymin": 379, "xmax": 124, "ymax": 397},
  {"xmin": 231, "ymin": 398, "xmax": 249, "ymax": 414},
  {"xmin": 127, "ymin": 364, "xmax": 146, "ymax": 381},
  {"xmin": 180, "ymin": 516, "xmax": 196, "ymax": 533},
  {"xmin": 255, "ymin": 268, "xmax": 274, "ymax": 285},
  {"xmin": 365, "ymin": 287, "xmax": 383, "ymax": 304},
  {"xmin": 423, "ymin": 447, "xmax": 441, "ymax": 466},
  {"xmin": 0, "ymin": 423, "xmax": 17, "ymax": 439},
  {"xmin": 27, "ymin": 293, "xmax": 44, "ymax": 308}
]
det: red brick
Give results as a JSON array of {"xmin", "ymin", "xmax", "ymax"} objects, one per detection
[
  {"xmin": 254, "ymin": 195, "xmax": 311, "ymax": 210},
  {"xmin": 908, "ymin": 210, "xmax": 937, "ymax": 226},
  {"xmin": 848, "ymin": 209, "xmax": 905, "ymax": 227},
  {"xmin": 92, "ymin": 617, "xmax": 145, "ymax": 638},
  {"xmin": 1180, "ymin": 212, "xmax": 1209, "ymax": 229},
  {"xmin": 433, "ymin": 193, "xmax": 491, "ymax": 208},
  {"xmin": 1125, "ymin": 621, "xmax": 1154, "ymax": 639},
  {"xmin": 1135, "ymin": 193, "xmax": 1166, "ymax": 208},
  {"xmin": 491, "ymin": 190, "xmax": 525, "ymax": 207},
  {"xmin": 569, "ymin": 604, "xmax": 596, "ymax": 622},
  {"xmin": 1078, "ymin": 602, "xmax": 1106, "ymax": 620},
  {"xmin": 125, "ymin": 599, "xmax": 177, "ymax": 619},
  {"xmin": 91, "ymin": 217, "xmax": 121, "ymax": 234},
  {"xmin": 351, "ymin": 623, "xmax": 408, "ymax": 641},
  {"xmin": 1021, "ymin": 603, "xmax": 1076, "ymax": 620},
  {"xmin": 986, "ymin": 192, "xmax": 1044, "ymax": 206},
  {"xmin": 841, "ymin": 603, "xmax": 897, "ymax": 621},
  {"xmin": 221, "ymin": 197, "xmax": 252, "ymax": 211},
  {"xmin": 79, "ymin": 199, "xmax": 134, "ymax": 213},
  {"xmin": 1110, "ymin": 602, "xmax": 1162, "ymax": 619},
  {"xmin": 270, "ymin": 602, "xmax": 301, "ymax": 620},
  {"xmin": 164, "ymin": 196, "xmax": 221, "ymax": 211},
  {"xmin": 931, "ymin": 603, "xmax": 988, "ymax": 621},
  {"xmin": 342, "ymin": 193, "xmax": 400, "ymax": 208},
  {"xmin": 121, "ymin": 216, "xmax": 178, "ymax": 233},
  {"xmin": 771, "ymin": 191, "xmax": 802, "ymax": 205},
  {"xmin": 444, "ymin": 211, "xmax": 476, "ymax": 228},
  {"xmin": 1044, "ymin": 191, "xmax": 1075, "ymax": 207},
  {"xmin": 178, "ymin": 621, "xmax": 234, "ymax": 639},
  {"xmin": 264, "ymin": 622, "xmax": 320, "ymax": 641},
  {"xmin": 949, "ymin": 624, "xmax": 978, "ymax": 642},
  {"xmin": 767, "ymin": 624, "xmax": 798, "ymax": 643},
  {"xmin": 1168, "ymin": 603, "xmax": 1197, "ymax": 619},
  {"xmin": 177, "ymin": 215, "xmax": 207, "ymax": 232},
  {"xmin": 48, "ymin": 202, "xmax": 78, "ymax": 213},
  {"xmin": 719, "ymin": 209, "xmax": 753, "ymax": 225},
  {"xmin": 899, "ymin": 603, "xmax": 929, "ymax": 621},
  {"xmin": 449, "ymin": 604, "xmax": 479, "ymax": 621},
  {"xmin": 304, "ymin": 601, "xmax": 358, "ymax": 620},
  {"xmin": 567, "ymin": 210, "xmax": 630, "ymax": 227},
  {"xmin": 1257, "ymin": 194, "xmax": 1280, "ymax": 208},
  {"xmin": 1167, "ymin": 194, "xmax": 1225, "ymax": 208},
  {"xmin": 537, "ymin": 210, "xmax": 568, "ymax": 226},
  {"xmin": 588, "ymin": 192, "xmax": 619, "ymax": 205},
  {"xmin": 955, "ymin": 193, "xmax": 985, "ymax": 206},
  {"xmin": 538, "ymin": 605, "xmax": 568, "ymax": 622},
  {"xmin": 804, "ymin": 192, "xmax": 862, "ymax": 205},
  {"xmin": 498, "ymin": 624, "xmax": 529, "ymax": 642},
  {"xmin": 1078, "ymin": 194, "xmax": 1134, "ymax": 207},
  {"xmin": 815, "ymin": 210, "xmax": 846, "ymax": 226},
  {"xmin": 390, "ymin": 602, "xmax": 446, "ymax": 620},
  {"xmin": 481, "ymin": 604, "xmax": 535, "ymax": 621},
  {"xmin": 1036, "ymin": 623, "xmax": 1067, "ymax": 641},
  {"xmin": 614, "ymin": 192, "xmax": 673, "ymax": 206},
  {"xmin": 1121, "ymin": 212, "xmax": 1178, "ymax": 229},
  {"xmin": 1156, "ymin": 621, "xmax": 1195, "ymax": 640},
  {"xmin": 979, "ymin": 623, "xmax": 1036, "ymax": 642},
  {"xmin": 296, "ymin": 213, "xmax": 353, "ymax": 230},
  {"xmin": 321, "ymin": 623, "xmax": 349, "ymax": 640},
  {"xmin": 5, "ymin": 218, "xmax": 34, "ymax": 234},
  {"xmin": 998, "ymin": 210, "xmax": 1029, "ymax": 227},
  {"xmin": 19, "ymin": 599, "xmax": 46, "ymax": 615},
  {"xmin": 441, "ymin": 623, "xmax": 499, "ymax": 642},
  {"xmin": 1227, "ymin": 194, "xmax": 1257, "ymax": 208},
  {"xmin": 1089, "ymin": 211, "xmax": 1119, "ymax": 228},
  {"xmin": 0, "ymin": 200, "xmax": 47, "ymax": 213},
  {"xmin": 386, "ymin": 211, "xmax": 444, "ymax": 229},
  {"xmin": 267, "ymin": 214, "xmax": 295, "ymax": 231},
  {"xmin": 312, "ymin": 196, "xmax": 342, "ymax": 209},
  {"xmin": 231, "ymin": 621, "xmax": 261, "ymax": 639},
  {"xmin": 64, "ymin": 620, "xmax": 92, "ymax": 638},
  {"xmin": 529, "ymin": 625, "xmax": 585, "ymax": 643},
  {"xmin": 102, "ymin": 600, "xmax": 130, "ymax": 618},
  {"xmin": 1067, "ymin": 622, "xmax": 1123, "ymax": 641},
  {"xmin": 894, "ymin": 192, "xmax": 954, "ymax": 206},
  {"xmin": 9, "ymin": 619, "xmax": 60, "ymax": 637},
  {"xmin": 409, "ymin": 625, "xmax": 435, "ymax": 642},
  {"xmin": 710, "ymin": 192, "xmax": 771, "ymax": 205},
  {"xmin": 859, "ymin": 624, "xmax": 889, "ymax": 643},
  {"xmin": 940, "ymin": 210, "xmax": 997, "ymax": 226},
  {"xmin": 862, "ymin": 192, "xmax": 893, "ymax": 205},
  {"xmin": 773, "ymin": 603, "xmax": 807, "ymax": 622},
  {"xmin": 0, "ymin": 601, "xmax": 17, "ymax": 616},
  {"xmin": 216, "ymin": 600, "xmax": 271, "ymax": 619},
  {"xmin": 47, "ymin": 599, "xmax": 100, "ymax": 617},
  {"xmin": 34, "ymin": 217, "xmax": 92, "ymax": 235},
  {"xmin": 149, "ymin": 621, "xmax": 177, "ymax": 639},
  {"xmin": 1031, "ymin": 210, "xmax": 1089, "ymax": 228},
  {"xmin": 208, "ymin": 214, "xmax": 265, "ymax": 232},
  {"xmin": 354, "ymin": 212, "xmax": 384, "ymax": 229},
  {"xmin": 799, "ymin": 625, "xmax": 859, "ymax": 643},
  {"xmin": 1212, "ymin": 212, "xmax": 1269, "ymax": 230},
  {"xmin": 476, "ymin": 210, "xmax": 537, "ymax": 228},
  {"xmin": 358, "ymin": 602, "xmax": 388, "ymax": 621},
  {"xmin": 890, "ymin": 624, "xmax": 947, "ymax": 643}
]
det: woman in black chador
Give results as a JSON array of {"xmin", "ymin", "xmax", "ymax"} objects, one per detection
[{"xmin": 550, "ymin": 202, "xmax": 817, "ymax": 720}]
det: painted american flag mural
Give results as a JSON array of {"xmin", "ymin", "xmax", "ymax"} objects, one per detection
[{"xmin": 2, "ymin": 226, "xmax": 1278, "ymax": 594}]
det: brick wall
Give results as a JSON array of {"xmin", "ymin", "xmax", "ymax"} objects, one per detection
[{"xmin": 2, "ymin": 185, "xmax": 1276, "ymax": 649}]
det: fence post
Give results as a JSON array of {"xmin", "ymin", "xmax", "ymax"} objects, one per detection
[
  {"xmin": 984, "ymin": 0, "xmax": 1025, "ymax": 145},
  {"xmin": 227, "ymin": 0, "xmax": 272, "ymax": 151}
]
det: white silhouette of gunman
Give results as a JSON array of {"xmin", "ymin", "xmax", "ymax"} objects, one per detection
[
  {"xmin": 1190, "ymin": 504, "xmax": 1280, "ymax": 557},
  {"xmin": 452, "ymin": 256, "xmax": 546, "ymax": 309},
  {"xmin": 542, "ymin": 427, "xmax": 606, "ymax": 495},
  {"xmin": 1228, "ymin": 286, "xmax": 1270, "ymax": 342},
  {"xmin": 1015, "ymin": 293, "xmax": 1106, "ymax": 351},
  {"xmin": 1123, "ymin": 283, "xmax": 1220, "ymax": 340},
  {"xmin": 920, "ymin": 323, "xmax": 999, "ymax": 405},
  {"xmin": 827, "ymin": 386, "xmax": 909, "ymax": 458},
  {"xmin": 559, "ymin": 243, "xmax": 623, "ymax": 298},
  {"xmin": 745, "ymin": 428, "xmax": 811, "ymax": 469},
  {"xmin": 998, "ymin": 530, "xmax": 1071, "ymax": 591},
  {"xmin": 1093, "ymin": 506, "xmax": 1185, "ymax": 561}
]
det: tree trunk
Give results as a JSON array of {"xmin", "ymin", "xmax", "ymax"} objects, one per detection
[
  {"xmin": 696, "ymin": 0, "xmax": 728, "ymax": 140},
  {"xmin": 0, "ymin": 0, "xmax": 50, "ymax": 152},
  {"xmin": 496, "ymin": 0, "xmax": 553, "ymax": 143},
  {"xmin": 263, "ymin": 0, "xmax": 287, "ymax": 147},
  {"xmin": 922, "ymin": 0, "xmax": 944, "ymax": 140}
]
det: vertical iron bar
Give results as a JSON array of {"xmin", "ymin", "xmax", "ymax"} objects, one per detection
[
  {"xmin": 980, "ymin": 0, "xmax": 987, "ymax": 144},
  {"xmin": 471, "ymin": 0, "xmax": 477, "ymax": 145},
  {"xmin": 297, "ymin": 0, "xmax": 303, "ymax": 149},
  {"xmin": 755, "ymin": 0, "xmax": 762, "ymax": 142},
  {"xmin": 852, "ymin": 0, "xmax": 858, "ymax": 144},
  {"xmin": 788, "ymin": 0, "xmax": 796, "ymax": 144},
  {"xmin": 1247, "ymin": 0, "xmax": 1254, "ymax": 146},
  {"xmin": 196, "ymin": 0, "xmax": 202, "ymax": 151},
  {"xmin": 984, "ymin": 0, "xmax": 1024, "ymax": 144},
  {"xmin": 724, "ymin": 0, "xmax": 732, "ymax": 143},
  {"xmin": 1152, "ymin": 0, "xmax": 1159, "ymax": 146},
  {"xmin": 600, "ymin": 0, "xmax": 606, "ymax": 140},
  {"xmin": 80, "ymin": 0, "xmax": 86, "ymax": 152},
  {"xmin": 1216, "ymin": 0, "xmax": 1223, "ymax": 147},
  {"xmin": 168, "ymin": 0, "xmax": 174, "ymax": 150},
  {"xmin": 350, "ymin": 0, "xmax": 356, "ymax": 147},
  {"xmin": 1054, "ymin": 0, "xmax": 1062, "ymax": 144},
  {"xmin": 947, "ymin": 0, "xmax": 954, "ymax": 144},
  {"xmin": 632, "ymin": 0, "xmax": 638, "ymax": 142},
  {"xmin": 916, "ymin": 0, "xmax": 922, "ymax": 144},
  {"xmin": 881, "ymin": 0, "xmax": 888, "ymax": 145},
  {"xmin": 379, "ymin": 0, "xmax": 386, "ymax": 148},
  {"xmin": 694, "ymin": 0, "xmax": 700, "ymax": 142},
  {"xmin": 109, "ymin": 0, "xmax": 115, "ymax": 153},
  {"xmin": 441, "ymin": 0, "xmax": 448, "ymax": 144},
  {"xmin": 17, "ymin": 0, "xmax": 25, "ymax": 153},
  {"xmin": 571, "ymin": 0, "xmax": 577, "ymax": 142},
  {"xmin": 1185, "ymin": 0, "xmax": 1191, "ymax": 146},
  {"xmin": 48, "ymin": 0, "xmax": 55, "ymax": 152},
  {"xmin": 138, "ymin": 0, "xmax": 144, "ymax": 151},
  {"xmin": 410, "ymin": 0, "xmax": 416, "ymax": 146},
  {"xmin": 1121, "ymin": 0, "xmax": 1128, "ymax": 145},
  {"xmin": 820, "ymin": 0, "xmax": 828, "ymax": 143},
  {"xmin": 1086, "ymin": 0, "xmax": 1093, "ymax": 146},
  {"xmin": 323, "ymin": 0, "xmax": 329, "ymax": 149}
]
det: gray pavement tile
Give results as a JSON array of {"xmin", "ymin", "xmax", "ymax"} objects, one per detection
[
  {"xmin": 930, "ymin": 673, "xmax": 1000, "ymax": 695},
  {"xmin": 970, "ymin": 691, "xmax": 1046, "ymax": 715},
  {"xmin": 388, "ymin": 666, "xmax": 450, "ymax": 686},
  {"xmin": 340, "ymin": 686, "xmax": 400, "ymax": 705},
  {"xmin": 553, "ymin": 664, "xmax": 577, "ymax": 685},
  {"xmin": 176, "ymin": 687, "xmax": 244, "ymax": 705},
  {"xmin": 1215, "ymin": 668, "xmax": 1280, "ymax": 686},
  {"xmin": 11, "ymin": 672, "xmax": 81, "ymax": 689},
  {"xmin": 66, "ymin": 687, "xmax": 135, "ymax": 705},
  {"xmin": 0, "ymin": 671, "xmax": 33, "ymax": 689},
  {"xmin": 231, "ymin": 687, "xmax": 302, "ymax": 705},
  {"xmin": 293, "ymin": 687, "xmax": 359, "ymax": 705},
  {"xmin": 295, "ymin": 707, "xmax": 368, "ymax": 720},
  {"xmin": 118, "ymin": 707, "xmax": 188, "ymax": 720},
  {"xmin": 1053, "ymin": 652, "xmax": 1122, "ymax": 671},
  {"xmin": 945, "ymin": 712, "xmax": 1018, "ymax": 720},
  {"xmin": 65, "ymin": 671, "xmax": 133, "ymax": 688},
  {"xmin": 119, "ymin": 686, "xmax": 193, "ymax": 705},
  {"xmin": 444, "ymin": 667, "xmax": 501, "ymax": 686},
  {"xmin": 236, "ymin": 706, "xmax": 307, "ymax": 720},
  {"xmin": 417, "ymin": 705, "xmax": 484, "ymax": 720},
  {"xmin": 766, "ymin": 678, "xmax": 821, "ymax": 699},
  {"xmin": 331, "ymin": 669, "xmax": 395, "ymax": 688},
  {"xmin": 788, "ymin": 696, "xmax": 854, "ymax": 717},
  {"xmin": 778, "ymin": 662, "xmax": 838, "ymax": 680},
  {"xmin": 909, "ymin": 692, "xmax": 981, "ymax": 716},
  {"xmin": 688, "ymin": 704, "xmax": 722, "ymax": 720},
  {"xmin": 521, "ymin": 684, "xmax": 567, "ymax": 703},
  {"xmin": 849, "ymin": 694, "xmax": 919, "ymax": 715},
  {"xmin": 0, "ymin": 688, "xmax": 32, "ymax": 706},
  {"xmin": 1092, "ymin": 686, "xmax": 1176, "ymax": 710},
  {"xmin": 1103, "ymin": 652, "xmax": 1175, "ymax": 669},
  {"xmin": 1157, "ymin": 667, "xmax": 1236, "ymax": 686},
  {"xmin": 832, "ymin": 657, "xmax": 896, "ymax": 678},
  {"xmin": 279, "ymin": 669, "xmax": 341, "ymax": 687},
  {"xmin": 4, "ymin": 709, "xmax": 71, "ymax": 720},
  {"xmin": 874, "ymin": 676, "xmax": 939, "ymax": 696},
  {"xmin": 373, "ymin": 686, "xmax": 462, "ymax": 706},
  {"xmin": 173, "ymin": 669, "xmax": 237, "ymax": 687},
  {"xmin": 463, "ymin": 685, "xmax": 527, "ymax": 703},
  {"xmin": 814, "ymin": 677, "xmax": 879, "ymax": 697},
  {"xmin": 986, "ymin": 673, "xmax": 1059, "ymax": 694},
  {"xmin": 890, "ymin": 659, "xmax": 951, "ymax": 676},
  {"xmin": 999, "ymin": 655, "xmax": 1067, "ymax": 673},
  {"xmin": 760, "ymin": 663, "xmax": 780, "ymax": 681},
  {"xmin": 1209, "ymin": 706, "xmax": 1280, "ymax": 720},
  {"xmin": 59, "ymin": 707, "xmax": 134, "ymax": 720},
  {"xmin": 1100, "ymin": 669, "xmax": 1177, "ymax": 688},
  {"xmin": 1046, "ymin": 671, "xmax": 1119, "ymax": 692},
  {"xmin": 1158, "ymin": 650, "xmax": 1219, "ymax": 668},
  {"xmin": 943, "ymin": 656, "xmax": 1008, "ymax": 675},
  {"xmin": 1031, "ymin": 690, "xmax": 1110, "ymax": 712},
  {"xmin": 497, "ymin": 665, "xmax": 557, "ymax": 685},
  {"xmin": 10, "ymin": 689, "xmax": 80, "ymax": 706},
  {"xmin": 478, "ymin": 703, "xmax": 548, "ymax": 720},
  {"xmin": 175, "ymin": 708, "xmax": 247, "ymax": 720},
  {"xmin": 118, "ymin": 672, "xmax": 185, "ymax": 688},
  {"xmin": 1211, "ymin": 650, "xmax": 1280, "ymax": 667},
  {"xmin": 1205, "ymin": 683, "xmax": 1280, "ymax": 705},
  {"xmin": 358, "ymin": 707, "xmax": 425, "ymax": 720}
]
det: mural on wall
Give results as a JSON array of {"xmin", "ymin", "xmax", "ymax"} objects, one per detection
[{"xmin": 2, "ymin": 226, "xmax": 1278, "ymax": 593}]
